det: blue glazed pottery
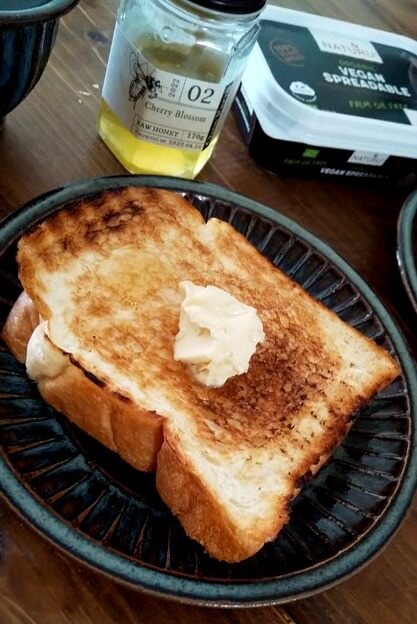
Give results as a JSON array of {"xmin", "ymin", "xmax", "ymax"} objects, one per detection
[
  {"xmin": 0, "ymin": 175, "xmax": 416, "ymax": 606},
  {"xmin": 0, "ymin": 1, "xmax": 79, "ymax": 126},
  {"xmin": 397, "ymin": 192, "xmax": 417, "ymax": 313}
]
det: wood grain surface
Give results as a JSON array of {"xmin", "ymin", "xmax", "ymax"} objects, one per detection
[{"xmin": 0, "ymin": 1, "xmax": 416, "ymax": 623}]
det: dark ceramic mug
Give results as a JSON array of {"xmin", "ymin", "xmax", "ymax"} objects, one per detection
[{"xmin": 0, "ymin": 1, "xmax": 79, "ymax": 127}]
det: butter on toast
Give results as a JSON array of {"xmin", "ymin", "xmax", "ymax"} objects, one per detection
[{"xmin": 2, "ymin": 187, "xmax": 400, "ymax": 562}]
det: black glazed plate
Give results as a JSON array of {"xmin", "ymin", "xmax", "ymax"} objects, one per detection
[
  {"xmin": 397, "ymin": 192, "xmax": 417, "ymax": 314},
  {"xmin": 0, "ymin": 176, "xmax": 416, "ymax": 606}
]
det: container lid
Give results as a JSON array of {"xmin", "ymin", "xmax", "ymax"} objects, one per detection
[
  {"xmin": 241, "ymin": 5, "xmax": 417, "ymax": 158},
  {"xmin": 189, "ymin": 0, "xmax": 266, "ymax": 15}
]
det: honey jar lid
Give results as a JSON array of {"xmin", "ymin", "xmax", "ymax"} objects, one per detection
[{"xmin": 188, "ymin": 0, "xmax": 267, "ymax": 15}]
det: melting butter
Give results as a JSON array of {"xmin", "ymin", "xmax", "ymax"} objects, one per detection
[
  {"xmin": 26, "ymin": 322, "xmax": 67, "ymax": 381},
  {"xmin": 174, "ymin": 281, "xmax": 265, "ymax": 387}
]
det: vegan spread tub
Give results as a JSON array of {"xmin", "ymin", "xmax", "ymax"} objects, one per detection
[{"xmin": 234, "ymin": 5, "xmax": 417, "ymax": 183}]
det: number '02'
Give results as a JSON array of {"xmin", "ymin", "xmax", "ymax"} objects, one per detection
[{"xmin": 187, "ymin": 85, "xmax": 215, "ymax": 104}]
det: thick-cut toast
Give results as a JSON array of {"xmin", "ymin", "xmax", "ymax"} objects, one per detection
[{"xmin": 2, "ymin": 187, "xmax": 400, "ymax": 562}]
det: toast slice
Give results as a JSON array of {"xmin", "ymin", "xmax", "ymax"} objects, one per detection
[{"xmin": 2, "ymin": 187, "xmax": 400, "ymax": 562}]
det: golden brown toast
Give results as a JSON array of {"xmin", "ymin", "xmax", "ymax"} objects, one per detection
[{"xmin": 2, "ymin": 187, "xmax": 400, "ymax": 562}]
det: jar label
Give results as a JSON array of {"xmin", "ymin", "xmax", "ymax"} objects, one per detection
[{"xmin": 102, "ymin": 24, "xmax": 235, "ymax": 152}]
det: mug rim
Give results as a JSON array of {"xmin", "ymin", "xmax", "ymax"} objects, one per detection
[{"xmin": 0, "ymin": 0, "xmax": 79, "ymax": 24}]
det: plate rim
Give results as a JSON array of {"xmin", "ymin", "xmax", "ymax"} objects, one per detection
[
  {"xmin": 397, "ymin": 191, "xmax": 417, "ymax": 314},
  {"xmin": 1, "ymin": 174, "xmax": 416, "ymax": 607}
]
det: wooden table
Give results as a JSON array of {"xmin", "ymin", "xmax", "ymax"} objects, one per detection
[{"xmin": 0, "ymin": 1, "xmax": 416, "ymax": 622}]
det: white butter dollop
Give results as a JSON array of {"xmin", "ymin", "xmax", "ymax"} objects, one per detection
[
  {"xmin": 174, "ymin": 281, "xmax": 265, "ymax": 387},
  {"xmin": 26, "ymin": 322, "xmax": 67, "ymax": 381}
]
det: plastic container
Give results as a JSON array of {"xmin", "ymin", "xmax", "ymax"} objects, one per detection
[
  {"xmin": 234, "ymin": 5, "xmax": 417, "ymax": 184},
  {"xmin": 98, "ymin": 0, "xmax": 266, "ymax": 179}
]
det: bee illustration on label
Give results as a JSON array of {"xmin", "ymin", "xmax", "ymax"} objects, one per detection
[{"xmin": 129, "ymin": 52, "xmax": 162, "ymax": 108}]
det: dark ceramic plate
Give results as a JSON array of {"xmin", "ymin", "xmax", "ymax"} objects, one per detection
[
  {"xmin": 397, "ymin": 192, "xmax": 417, "ymax": 314},
  {"xmin": 0, "ymin": 176, "xmax": 416, "ymax": 607}
]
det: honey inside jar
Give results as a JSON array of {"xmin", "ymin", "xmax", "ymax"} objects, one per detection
[
  {"xmin": 98, "ymin": 0, "xmax": 265, "ymax": 178},
  {"xmin": 98, "ymin": 41, "xmax": 225, "ymax": 178}
]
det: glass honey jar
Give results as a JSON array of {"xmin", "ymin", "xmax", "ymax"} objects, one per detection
[{"xmin": 98, "ymin": 0, "xmax": 266, "ymax": 178}]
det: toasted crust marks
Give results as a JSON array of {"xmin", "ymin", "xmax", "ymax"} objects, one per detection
[
  {"xmin": 18, "ymin": 188, "xmax": 203, "ymax": 273},
  {"xmin": 195, "ymin": 330, "xmax": 338, "ymax": 447},
  {"xmin": 3, "ymin": 186, "xmax": 401, "ymax": 562}
]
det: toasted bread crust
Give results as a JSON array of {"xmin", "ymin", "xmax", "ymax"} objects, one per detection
[
  {"xmin": 156, "ymin": 431, "xmax": 291, "ymax": 562},
  {"xmin": 39, "ymin": 365, "xmax": 163, "ymax": 472},
  {"xmin": 1, "ymin": 291, "xmax": 39, "ymax": 363},
  {"xmin": 2, "ymin": 293, "xmax": 163, "ymax": 472},
  {"xmin": 156, "ymin": 403, "xmax": 372, "ymax": 562}
]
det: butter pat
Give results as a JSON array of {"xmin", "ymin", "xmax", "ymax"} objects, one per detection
[
  {"xmin": 174, "ymin": 281, "xmax": 265, "ymax": 387},
  {"xmin": 26, "ymin": 322, "xmax": 67, "ymax": 381}
]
